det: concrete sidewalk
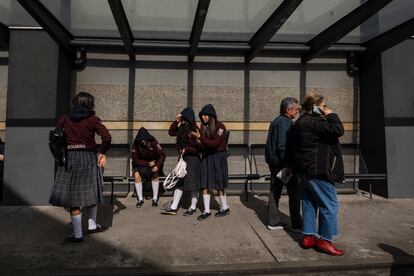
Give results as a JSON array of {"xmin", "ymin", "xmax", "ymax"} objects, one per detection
[{"xmin": 1, "ymin": 193, "xmax": 414, "ymax": 275}]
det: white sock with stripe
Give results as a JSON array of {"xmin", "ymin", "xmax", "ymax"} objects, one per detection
[
  {"xmin": 135, "ymin": 182, "xmax": 143, "ymax": 201},
  {"xmin": 190, "ymin": 192, "xmax": 198, "ymax": 210},
  {"xmin": 152, "ymin": 180, "xmax": 159, "ymax": 200},
  {"xmin": 203, "ymin": 194, "xmax": 211, "ymax": 214},
  {"xmin": 71, "ymin": 214, "xmax": 83, "ymax": 238},
  {"xmin": 219, "ymin": 194, "xmax": 229, "ymax": 210},
  {"xmin": 171, "ymin": 189, "xmax": 183, "ymax": 210}
]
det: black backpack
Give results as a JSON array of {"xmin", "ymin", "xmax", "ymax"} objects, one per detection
[{"xmin": 49, "ymin": 127, "xmax": 67, "ymax": 167}]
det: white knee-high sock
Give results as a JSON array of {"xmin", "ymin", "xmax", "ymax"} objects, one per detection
[
  {"xmin": 190, "ymin": 192, "xmax": 198, "ymax": 210},
  {"xmin": 71, "ymin": 214, "xmax": 83, "ymax": 238},
  {"xmin": 152, "ymin": 180, "xmax": 159, "ymax": 200},
  {"xmin": 203, "ymin": 194, "xmax": 211, "ymax": 213},
  {"xmin": 220, "ymin": 194, "xmax": 229, "ymax": 210},
  {"xmin": 135, "ymin": 182, "xmax": 143, "ymax": 201},
  {"xmin": 171, "ymin": 189, "xmax": 183, "ymax": 210},
  {"xmin": 87, "ymin": 205, "xmax": 97, "ymax": 230}
]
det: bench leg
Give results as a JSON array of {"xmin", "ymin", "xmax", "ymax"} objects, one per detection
[
  {"xmin": 369, "ymin": 183, "xmax": 373, "ymax": 199},
  {"xmin": 245, "ymin": 180, "xmax": 249, "ymax": 202},
  {"xmin": 110, "ymin": 181, "xmax": 115, "ymax": 204}
]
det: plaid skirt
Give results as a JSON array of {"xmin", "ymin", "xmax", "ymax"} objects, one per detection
[
  {"xmin": 176, "ymin": 155, "xmax": 201, "ymax": 192},
  {"xmin": 201, "ymin": 151, "xmax": 229, "ymax": 190},
  {"xmin": 49, "ymin": 150, "xmax": 103, "ymax": 208}
]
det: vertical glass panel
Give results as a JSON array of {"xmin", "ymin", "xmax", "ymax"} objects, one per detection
[
  {"xmin": 201, "ymin": 0, "xmax": 282, "ymax": 42},
  {"xmin": 122, "ymin": 0, "xmax": 198, "ymax": 40},
  {"xmin": 0, "ymin": 0, "xmax": 39, "ymax": 27},
  {"xmin": 40, "ymin": 0, "xmax": 119, "ymax": 37},
  {"xmin": 271, "ymin": 0, "xmax": 362, "ymax": 43},
  {"xmin": 71, "ymin": 0, "xmax": 119, "ymax": 37},
  {"xmin": 350, "ymin": 0, "xmax": 414, "ymax": 43}
]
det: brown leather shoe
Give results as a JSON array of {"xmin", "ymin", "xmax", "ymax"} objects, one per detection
[
  {"xmin": 302, "ymin": 235, "xmax": 316, "ymax": 249},
  {"xmin": 316, "ymin": 239, "xmax": 344, "ymax": 256}
]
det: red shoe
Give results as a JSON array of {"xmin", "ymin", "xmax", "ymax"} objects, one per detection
[
  {"xmin": 316, "ymin": 239, "xmax": 344, "ymax": 256},
  {"xmin": 302, "ymin": 235, "xmax": 316, "ymax": 249}
]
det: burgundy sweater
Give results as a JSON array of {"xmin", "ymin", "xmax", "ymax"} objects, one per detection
[
  {"xmin": 131, "ymin": 140, "xmax": 166, "ymax": 168},
  {"xmin": 168, "ymin": 121, "xmax": 202, "ymax": 156},
  {"xmin": 199, "ymin": 121, "xmax": 227, "ymax": 153},
  {"xmin": 57, "ymin": 114, "xmax": 111, "ymax": 154}
]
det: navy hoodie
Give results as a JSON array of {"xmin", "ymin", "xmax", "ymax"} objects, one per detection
[
  {"xmin": 169, "ymin": 107, "xmax": 202, "ymax": 156},
  {"xmin": 198, "ymin": 104, "xmax": 227, "ymax": 153},
  {"xmin": 132, "ymin": 127, "xmax": 166, "ymax": 168}
]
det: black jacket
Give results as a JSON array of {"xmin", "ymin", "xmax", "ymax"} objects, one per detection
[
  {"xmin": 292, "ymin": 112, "xmax": 345, "ymax": 184},
  {"xmin": 265, "ymin": 115, "xmax": 293, "ymax": 168}
]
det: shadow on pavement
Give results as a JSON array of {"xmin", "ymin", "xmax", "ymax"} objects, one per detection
[
  {"xmin": 0, "ymin": 186, "xmax": 166, "ymax": 275},
  {"xmin": 378, "ymin": 243, "xmax": 414, "ymax": 275}
]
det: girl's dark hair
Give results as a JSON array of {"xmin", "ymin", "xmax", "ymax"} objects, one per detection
[
  {"xmin": 177, "ymin": 119, "xmax": 194, "ymax": 151},
  {"xmin": 200, "ymin": 116, "xmax": 216, "ymax": 139},
  {"xmin": 72, "ymin": 92, "xmax": 95, "ymax": 110}
]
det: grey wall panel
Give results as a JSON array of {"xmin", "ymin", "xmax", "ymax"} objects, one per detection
[
  {"xmin": 0, "ymin": 86, "xmax": 6, "ymax": 122},
  {"xmin": 382, "ymin": 40, "xmax": 414, "ymax": 118},
  {"xmin": 134, "ymin": 85, "xmax": 187, "ymax": 121},
  {"xmin": 6, "ymin": 31, "xmax": 58, "ymax": 120},
  {"xmin": 2, "ymin": 30, "xmax": 73, "ymax": 205},
  {"xmin": 381, "ymin": 40, "xmax": 414, "ymax": 198},
  {"xmin": 3, "ymin": 127, "xmax": 55, "ymax": 205},
  {"xmin": 385, "ymin": 126, "xmax": 414, "ymax": 198}
]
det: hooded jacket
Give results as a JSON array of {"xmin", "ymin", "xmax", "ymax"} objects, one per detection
[
  {"xmin": 292, "ymin": 112, "xmax": 345, "ymax": 184},
  {"xmin": 131, "ymin": 127, "xmax": 166, "ymax": 168},
  {"xmin": 57, "ymin": 107, "xmax": 111, "ymax": 154},
  {"xmin": 168, "ymin": 107, "xmax": 202, "ymax": 156},
  {"xmin": 198, "ymin": 104, "xmax": 227, "ymax": 153}
]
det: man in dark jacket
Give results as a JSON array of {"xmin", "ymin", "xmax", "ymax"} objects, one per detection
[
  {"xmin": 293, "ymin": 93, "xmax": 345, "ymax": 256},
  {"xmin": 265, "ymin": 97, "xmax": 301, "ymax": 230}
]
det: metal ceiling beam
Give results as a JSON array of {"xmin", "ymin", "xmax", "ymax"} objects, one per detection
[
  {"xmin": 363, "ymin": 17, "xmax": 414, "ymax": 58},
  {"xmin": 245, "ymin": 0, "xmax": 303, "ymax": 62},
  {"xmin": 302, "ymin": 0, "xmax": 394, "ymax": 63},
  {"xmin": 17, "ymin": 0, "xmax": 74, "ymax": 58},
  {"xmin": 71, "ymin": 38, "xmax": 365, "ymax": 57},
  {"xmin": 0, "ymin": 23, "xmax": 9, "ymax": 50},
  {"xmin": 188, "ymin": 0, "xmax": 210, "ymax": 63},
  {"xmin": 108, "ymin": 0, "xmax": 135, "ymax": 61}
]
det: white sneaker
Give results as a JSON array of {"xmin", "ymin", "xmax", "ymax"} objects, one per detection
[{"xmin": 267, "ymin": 222, "xmax": 287, "ymax": 230}]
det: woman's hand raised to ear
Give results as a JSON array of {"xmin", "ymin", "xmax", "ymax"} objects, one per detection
[{"xmin": 176, "ymin": 113, "xmax": 182, "ymax": 123}]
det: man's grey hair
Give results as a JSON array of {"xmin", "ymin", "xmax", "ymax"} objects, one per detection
[{"xmin": 279, "ymin": 97, "xmax": 299, "ymax": 114}]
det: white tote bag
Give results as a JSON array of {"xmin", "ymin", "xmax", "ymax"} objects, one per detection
[{"xmin": 163, "ymin": 155, "xmax": 187, "ymax": 190}]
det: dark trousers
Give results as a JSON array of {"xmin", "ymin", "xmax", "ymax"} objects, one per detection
[{"xmin": 268, "ymin": 166, "xmax": 302, "ymax": 228}]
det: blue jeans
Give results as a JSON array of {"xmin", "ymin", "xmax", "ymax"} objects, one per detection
[{"xmin": 298, "ymin": 177, "xmax": 339, "ymax": 241}]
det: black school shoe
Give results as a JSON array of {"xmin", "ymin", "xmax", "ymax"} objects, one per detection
[
  {"xmin": 64, "ymin": 234, "xmax": 83, "ymax": 243},
  {"xmin": 215, "ymin": 208, "xmax": 230, "ymax": 217},
  {"xmin": 183, "ymin": 208, "xmax": 196, "ymax": 216},
  {"xmin": 136, "ymin": 200, "xmax": 144, "ymax": 208},
  {"xmin": 87, "ymin": 225, "xmax": 108, "ymax": 235},
  {"xmin": 152, "ymin": 199, "xmax": 158, "ymax": 207},
  {"xmin": 197, "ymin": 212, "xmax": 211, "ymax": 221},
  {"xmin": 161, "ymin": 207, "xmax": 177, "ymax": 215}
]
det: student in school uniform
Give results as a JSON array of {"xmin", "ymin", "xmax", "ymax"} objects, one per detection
[
  {"xmin": 161, "ymin": 107, "xmax": 202, "ymax": 216},
  {"xmin": 132, "ymin": 127, "xmax": 166, "ymax": 208},
  {"xmin": 49, "ymin": 92, "xmax": 111, "ymax": 243},
  {"xmin": 191, "ymin": 104, "xmax": 230, "ymax": 221}
]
